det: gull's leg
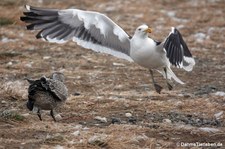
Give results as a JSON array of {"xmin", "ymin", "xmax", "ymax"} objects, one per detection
[
  {"xmin": 164, "ymin": 67, "xmax": 173, "ymax": 90},
  {"xmin": 50, "ymin": 109, "xmax": 57, "ymax": 122},
  {"xmin": 37, "ymin": 109, "xmax": 42, "ymax": 121},
  {"xmin": 149, "ymin": 69, "xmax": 162, "ymax": 94}
]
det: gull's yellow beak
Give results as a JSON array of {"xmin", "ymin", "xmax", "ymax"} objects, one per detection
[{"xmin": 145, "ymin": 28, "xmax": 152, "ymax": 33}]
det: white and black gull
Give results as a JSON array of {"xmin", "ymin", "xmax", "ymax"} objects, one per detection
[{"xmin": 21, "ymin": 5, "xmax": 195, "ymax": 93}]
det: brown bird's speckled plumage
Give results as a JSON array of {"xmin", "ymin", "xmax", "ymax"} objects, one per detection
[{"xmin": 26, "ymin": 72, "xmax": 68, "ymax": 121}]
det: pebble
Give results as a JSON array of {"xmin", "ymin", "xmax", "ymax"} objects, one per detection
[
  {"xmin": 214, "ymin": 111, "xmax": 223, "ymax": 120},
  {"xmin": 214, "ymin": 91, "xmax": 225, "ymax": 97},
  {"xmin": 199, "ymin": 127, "xmax": 220, "ymax": 133},
  {"xmin": 112, "ymin": 62, "xmax": 125, "ymax": 66},
  {"xmin": 88, "ymin": 134, "xmax": 108, "ymax": 146},
  {"xmin": 175, "ymin": 101, "xmax": 183, "ymax": 108},
  {"xmin": 6, "ymin": 62, "xmax": 13, "ymax": 66},
  {"xmin": 25, "ymin": 63, "xmax": 32, "ymax": 68},
  {"xmin": 82, "ymin": 127, "xmax": 89, "ymax": 131},
  {"xmin": 21, "ymin": 113, "xmax": 30, "ymax": 117},
  {"xmin": 1, "ymin": 37, "xmax": 17, "ymax": 43},
  {"xmin": 125, "ymin": 113, "xmax": 132, "ymax": 117},
  {"xmin": 94, "ymin": 116, "xmax": 107, "ymax": 123},
  {"xmin": 1, "ymin": 100, "xmax": 7, "ymax": 104},
  {"xmin": 55, "ymin": 114, "xmax": 62, "ymax": 121},
  {"xmin": 28, "ymin": 46, "xmax": 36, "ymax": 51},
  {"xmin": 72, "ymin": 130, "xmax": 80, "ymax": 137},
  {"xmin": 194, "ymin": 32, "xmax": 207, "ymax": 43},
  {"xmin": 73, "ymin": 92, "xmax": 81, "ymax": 96},
  {"xmin": 111, "ymin": 117, "xmax": 121, "ymax": 124},
  {"xmin": 167, "ymin": 11, "xmax": 176, "ymax": 17},
  {"xmin": 131, "ymin": 134, "xmax": 149, "ymax": 143},
  {"xmin": 54, "ymin": 145, "xmax": 64, "ymax": 149},
  {"xmin": 128, "ymin": 117, "xmax": 137, "ymax": 124},
  {"xmin": 43, "ymin": 56, "xmax": 51, "ymax": 60},
  {"xmin": 163, "ymin": 119, "xmax": 172, "ymax": 123},
  {"xmin": 74, "ymin": 124, "xmax": 82, "ymax": 129}
]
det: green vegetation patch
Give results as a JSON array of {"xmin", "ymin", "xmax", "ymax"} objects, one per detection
[
  {"xmin": 0, "ymin": 110, "xmax": 25, "ymax": 121},
  {"xmin": 0, "ymin": 17, "xmax": 14, "ymax": 26}
]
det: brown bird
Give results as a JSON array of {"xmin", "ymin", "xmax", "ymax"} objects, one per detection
[{"xmin": 26, "ymin": 72, "xmax": 68, "ymax": 121}]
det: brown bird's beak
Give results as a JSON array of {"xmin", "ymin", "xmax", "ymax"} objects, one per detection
[{"xmin": 145, "ymin": 28, "xmax": 152, "ymax": 33}]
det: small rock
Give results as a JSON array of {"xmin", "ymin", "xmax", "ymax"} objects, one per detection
[
  {"xmin": 199, "ymin": 127, "xmax": 220, "ymax": 133},
  {"xmin": 43, "ymin": 56, "xmax": 51, "ymax": 60},
  {"xmin": 54, "ymin": 145, "xmax": 64, "ymax": 149},
  {"xmin": 82, "ymin": 127, "xmax": 89, "ymax": 131},
  {"xmin": 111, "ymin": 117, "xmax": 121, "ymax": 124},
  {"xmin": 112, "ymin": 62, "xmax": 125, "ymax": 66},
  {"xmin": 105, "ymin": 6, "xmax": 117, "ymax": 12},
  {"xmin": 74, "ymin": 124, "xmax": 82, "ymax": 129},
  {"xmin": 210, "ymin": 119, "xmax": 221, "ymax": 126},
  {"xmin": 88, "ymin": 134, "xmax": 108, "ymax": 147},
  {"xmin": 25, "ymin": 63, "xmax": 32, "ymax": 68},
  {"xmin": 1, "ymin": 37, "xmax": 17, "ymax": 43},
  {"xmin": 131, "ymin": 134, "xmax": 149, "ymax": 143},
  {"xmin": 97, "ymin": 96, "xmax": 103, "ymax": 99},
  {"xmin": 94, "ymin": 116, "xmax": 107, "ymax": 123},
  {"xmin": 1, "ymin": 100, "xmax": 7, "ymax": 104},
  {"xmin": 195, "ymin": 85, "xmax": 217, "ymax": 96},
  {"xmin": 214, "ymin": 111, "xmax": 223, "ymax": 120},
  {"xmin": 163, "ymin": 119, "xmax": 172, "ymax": 123},
  {"xmin": 114, "ymin": 85, "xmax": 124, "ymax": 90},
  {"xmin": 183, "ymin": 93, "xmax": 192, "ymax": 98},
  {"xmin": 128, "ymin": 117, "xmax": 137, "ymax": 124},
  {"xmin": 21, "ymin": 113, "xmax": 30, "ymax": 117},
  {"xmin": 55, "ymin": 114, "xmax": 62, "ymax": 121},
  {"xmin": 6, "ymin": 62, "xmax": 13, "ymax": 66},
  {"xmin": 73, "ymin": 92, "xmax": 81, "ymax": 96},
  {"xmin": 125, "ymin": 113, "xmax": 132, "ymax": 117},
  {"xmin": 38, "ymin": 0, "xmax": 43, "ymax": 3},
  {"xmin": 167, "ymin": 11, "xmax": 176, "ymax": 17},
  {"xmin": 28, "ymin": 46, "xmax": 36, "ymax": 51},
  {"xmin": 175, "ymin": 101, "xmax": 183, "ymax": 108},
  {"xmin": 136, "ymin": 134, "xmax": 148, "ymax": 141},
  {"xmin": 72, "ymin": 130, "xmax": 80, "ymax": 137},
  {"xmin": 194, "ymin": 32, "xmax": 207, "ymax": 43},
  {"xmin": 214, "ymin": 91, "xmax": 225, "ymax": 97}
]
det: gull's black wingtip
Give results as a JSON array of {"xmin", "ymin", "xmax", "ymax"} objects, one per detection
[
  {"xmin": 26, "ymin": 24, "xmax": 36, "ymax": 30},
  {"xmin": 20, "ymin": 16, "xmax": 27, "ymax": 21},
  {"xmin": 36, "ymin": 31, "xmax": 43, "ymax": 39}
]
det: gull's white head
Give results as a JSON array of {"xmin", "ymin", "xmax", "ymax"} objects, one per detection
[{"xmin": 134, "ymin": 24, "xmax": 152, "ymax": 37}]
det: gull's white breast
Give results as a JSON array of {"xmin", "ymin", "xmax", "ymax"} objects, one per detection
[{"xmin": 130, "ymin": 37, "xmax": 167, "ymax": 69}]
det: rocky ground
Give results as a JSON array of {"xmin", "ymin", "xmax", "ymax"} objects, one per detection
[{"xmin": 0, "ymin": 0, "xmax": 225, "ymax": 148}]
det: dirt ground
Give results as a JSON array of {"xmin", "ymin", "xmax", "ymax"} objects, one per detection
[{"xmin": 0, "ymin": 0, "xmax": 225, "ymax": 148}]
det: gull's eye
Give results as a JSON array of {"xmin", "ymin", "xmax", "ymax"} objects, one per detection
[{"xmin": 138, "ymin": 28, "xmax": 141, "ymax": 31}]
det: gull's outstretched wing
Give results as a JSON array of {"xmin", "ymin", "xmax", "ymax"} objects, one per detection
[
  {"xmin": 163, "ymin": 27, "xmax": 195, "ymax": 71},
  {"xmin": 21, "ymin": 5, "xmax": 133, "ymax": 61}
]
